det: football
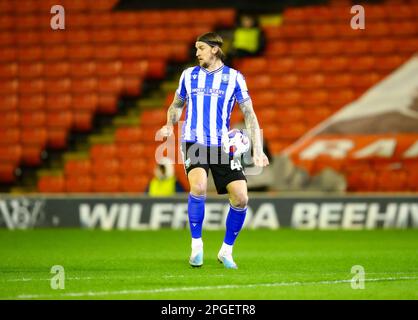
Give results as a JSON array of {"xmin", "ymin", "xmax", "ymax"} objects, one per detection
[{"xmin": 222, "ymin": 129, "xmax": 250, "ymax": 156}]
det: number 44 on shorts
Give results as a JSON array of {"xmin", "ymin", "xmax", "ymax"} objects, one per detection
[{"xmin": 230, "ymin": 159, "xmax": 242, "ymax": 171}]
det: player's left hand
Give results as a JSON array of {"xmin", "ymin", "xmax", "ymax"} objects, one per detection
[{"xmin": 253, "ymin": 152, "xmax": 269, "ymax": 167}]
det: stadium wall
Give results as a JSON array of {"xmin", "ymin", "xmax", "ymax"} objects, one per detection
[{"xmin": 0, "ymin": 195, "xmax": 417, "ymax": 230}]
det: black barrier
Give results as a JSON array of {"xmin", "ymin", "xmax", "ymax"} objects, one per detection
[{"xmin": 0, "ymin": 195, "xmax": 417, "ymax": 229}]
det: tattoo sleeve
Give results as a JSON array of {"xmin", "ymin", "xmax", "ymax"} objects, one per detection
[
  {"xmin": 166, "ymin": 93, "xmax": 185, "ymax": 126},
  {"xmin": 238, "ymin": 98, "xmax": 263, "ymax": 154}
]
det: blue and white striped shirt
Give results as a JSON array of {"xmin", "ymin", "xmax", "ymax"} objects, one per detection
[{"xmin": 176, "ymin": 64, "xmax": 250, "ymax": 147}]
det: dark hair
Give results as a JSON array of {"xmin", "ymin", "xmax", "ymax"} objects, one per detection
[{"xmin": 196, "ymin": 32, "xmax": 226, "ymax": 61}]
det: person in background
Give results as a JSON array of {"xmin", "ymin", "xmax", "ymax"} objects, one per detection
[
  {"xmin": 230, "ymin": 14, "xmax": 265, "ymax": 58},
  {"xmin": 146, "ymin": 157, "xmax": 185, "ymax": 196}
]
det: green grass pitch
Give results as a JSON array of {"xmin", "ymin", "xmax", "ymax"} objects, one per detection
[{"xmin": 0, "ymin": 229, "xmax": 417, "ymax": 300}]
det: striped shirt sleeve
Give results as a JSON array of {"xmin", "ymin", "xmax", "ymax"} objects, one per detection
[
  {"xmin": 176, "ymin": 69, "xmax": 187, "ymax": 101},
  {"xmin": 234, "ymin": 71, "xmax": 251, "ymax": 104}
]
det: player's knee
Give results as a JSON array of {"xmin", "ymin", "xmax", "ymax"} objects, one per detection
[
  {"xmin": 230, "ymin": 192, "xmax": 248, "ymax": 208},
  {"xmin": 190, "ymin": 182, "xmax": 207, "ymax": 196}
]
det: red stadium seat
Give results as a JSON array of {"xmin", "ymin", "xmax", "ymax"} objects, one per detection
[
  {"xmin": 46, "ymin": 111, "xmax": 73, "ymax": 129},
  {"xmin": 116, "ymin": 143, "xmax": 146, "ymax": 159},
  {"xmin": 90, "ymin": 144, "xmax": 117, "ymax": 160},
  {"xmin": 92, "ymin": 175, "xmax": 120, "ymax": 193},
  {"xmin": 276, "ymin": 107, "xmax": 303, "ymax": 122},
  {"xmin": 91, "ymin": 13, "xmax": 114, "ymax": 29},
  {"xmin": 73, "ymin": 111, "xmax": 93, "ymax": 131},
  {"xmin": 112, "ymin": 12, "xmax": 142, "ymax": 28},
  {"xmin": 364, "ymin": 22, "xmax": 391, "ymax": 38},
  {"xmin": 0, "ymin": 145, "xmax": 22, "ymax": 163},
  {"xmin": 87, "ymin": 0, "xmax": 119, "ymax": 12},
  {"xmin": 91, "ymin": 159, "xmax": 119, "ymax": 176},
  {"xmin": 315, "ymin": 40, "xmax": 344, "ymax": 56},
  {"xmin": 246, "ymin": 75, "xmax": 271, "ymax": 90},
  {"xmin": 21, "ymin": 128, "xmax": 48, "ymax": 147},
  {"xmin": 140, "ymin": 109, "xmax": 167, "ymax": 126},
  {"xmin": 370, "ymin": 39, "xmax": 397, "ymax": 54},
  {"xmin": 67, "ymin": 45, "xmax": 94, "ymax": 60},
  {"xmin": 21, "ymin": 145, "xmax": 43, "ymax": 166},
  {"xmin": 0, "ymin": 47, "xmax": 16, "ymax": 62},
  {"xmin": 266, "ymin": 42, "xmax": 289, "ymax": 56},
  {"xmin": 122, "ymin": 77, "xmax": 142, "ymax": 96},
  {"xmin": 324, "ymin": 74, "xmax": 353, "ymax": 89},
  {"xmin": 290, "ymin": 41, "xmax": 315, "ymax": 56},
  {"xmin": 69, "ymin": 61, "xmax": 96, "ymax": 78},
  {"xmin": 293, "ymin": 57, "xmax": 321, "ymax": 73},
  {"xmin": 405, "ymin": 170, "xmax": 418, "ymax": 191},
  {"xmin": 44, "ymin": 62, "xmax": 70, "ymax": 78},
  {"xmin": 0, "ymin": 15, "xmax": 14, "ymax": 30},
  {"xmin": 96, "ymin": 61, "xmax": 122, "ymax": 77},
  {"xmin": 16, "ymin": 31, "xmax": 41, "ymax": 46},
  {"xmin": 0, "ymin": 95, "xmax": 18, "ymax": 111},
  {"xmin": 93, "ymin": 44, "xmax": 120, "ymax": 60},
  {"xmin": 118, "ymin": 159, "xmax": 147, "ymax": 175},
  {"xmin": 298, "ymin": 74, "xmax": 325, "ymax": 89},
  {"xmin": 97, "ymin": 77, "xmax": 123, "ymax": 94},
  {"xmin": 120, "ymin": 175, "xmax": 149, "ymax": 192},
  {"xmin": 328, "ymin": 89, "xmax": 356, "ymax": 108},
  {"xmin": 90, "ymin": 28, "xmax": 117, "ymax": 44},
  {"xmin": 268, "ymin": 57, "xmax": 296, "ymax": 73},
  {"xmin": 345, "ymin": 40, "xmax": 371, "ymax": 55},
  {"xmin": 65, "ymin": 159, "xmax": 91, "ymax": 176},
  {"xmin": 0, "ymin": 31, "xmax": 15, "ymax": 46},
  {"xmin": 20, "ymin": 111, "xmax": 46, "ymax": 127},
  {"xmin": 349, "ymin": 56, "xmax": 376, "ymax": 72},
  {"xmin": 278, "ymin": 123, "xmax": 307, "ymax": 140},
  {"xmin": 276, "ymin": 90, "xmax": 302, "ymax": 107},
  {"xmin": 310, "ymin": 23, "xmax": 338, "ymax": 39},
  {"xmin": 17, "ymin": 46, "xmax": 43, "ymax": 62},
  {"xmin": 271, "ymin": 74, "xmax": 298, "ymax": 89},
  {"xmin": 302, "ymin": 90, "xmax": 329, "ymax": 106},
  {"xmin": 19, "ymin": 79, "xmax": 44, "ymax": 94},
  {"xmin": 115, "ymin": 128, "xmax": 142, "ymax": 143},
  {"xmin": 72, "ymin": 94, "xmax": 98, "ymax": 112},
  {"xmin": 65, "ymin": 30, "xmax": 91, "ymax": 44},
  {"xmin": 43, "ymin": 46, "xmax": 68, "ymax": 61},
  {"xmin": 2, "ymin": 129, "xmax": 19, "ymax": 145},
  {"xmin": 65, "ymin": 176, "xmax": 93, "ymax": 193},
  {"xmin": 251, "ymin": 91, "xmax": 276, "ymax": 108},
  {"xmin": 62, "ymin": 0, "xmax": 88, "ymax": 13},
  {"xmin": 47, "ymin": 128, "xmax": 69, "ymax": 149},
  {"xmin": 321, "ymin": 56, "xmax": 350, "ymax": 73},
  {"xmin": 0, "ymin": 111, "xmax": 19, "ymax": 127},
  {"xmin": 71, "ymin": 78, "xmax": 98, "ymax": 94},
  {"xmin": 0, "ymin": 163, "xmax": 17, "ymax": 183},
  {"xmin": 97, "ymin": 94, "xmax": 118, "ymax": 114},
  {"xmin": 45, "ymin": 94, "xmax": 72, "ymax": 111},
  {"xmin": 0, "ymin": 62, "xmax": 17, "ymax": 78},
  {"xmin": 376, "ymin": 170, "xmax": 407, "ymax": 191},
  {"xmin": 22, "ymin": 63, "xmax": 48, "ymax": 81},
  {"xmin": 18, "ymin": 94, "xmax": 45, "ymax": 111},
  {"xmin": 38, "ymin": 175, "xmax": 65, "ymax": 193},
  {"xmin": 45, "ymin": 78, "xmax": 72, "ymax": 94},
  {"xmin": 0, "ymin": 79, "xmax": 18, "ymax": 94}
]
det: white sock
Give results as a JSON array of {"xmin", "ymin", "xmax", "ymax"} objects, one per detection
[
  {"xmin": 191, "ymin": 238, "xmax": 203, "ymax": 256},
  {"xmin": 220, "ymin": 242, "xmax": 233, "ymax": 256}
]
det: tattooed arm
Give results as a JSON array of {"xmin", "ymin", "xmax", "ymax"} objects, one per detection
[
  {"xmin": 239, "ymin": 98, "xmax": 269, "ymax": 167},
  {"xmin": 160, "ymin": 93, "xmax": 185, "ymax": 137}
]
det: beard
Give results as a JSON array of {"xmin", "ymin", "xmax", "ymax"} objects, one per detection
[{"xmin": 199, "ymin": 60, "xmax": 209, "ymax": 68}]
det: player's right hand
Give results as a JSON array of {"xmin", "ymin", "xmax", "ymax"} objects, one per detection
[{"xmin": 159, "ymin": 124, "xmax": 174, "ymax": 137}]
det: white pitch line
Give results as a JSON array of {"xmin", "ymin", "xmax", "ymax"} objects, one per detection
[
  {"xmin": 2, "ymin": 271, "xmax": 416, "ymax": 283},
  {"xmin": 2, "ymin": 276, "xmax": 418, "ymax": 300}
]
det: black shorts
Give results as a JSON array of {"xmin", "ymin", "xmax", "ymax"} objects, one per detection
[{"xmin": 181, "ymin": 142, "xmax": 247, "ymax": 194}]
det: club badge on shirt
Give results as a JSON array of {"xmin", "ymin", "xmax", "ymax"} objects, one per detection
[{"xmin": 221, "ymin": 74, "xmax": 229, "ymax": 83}]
